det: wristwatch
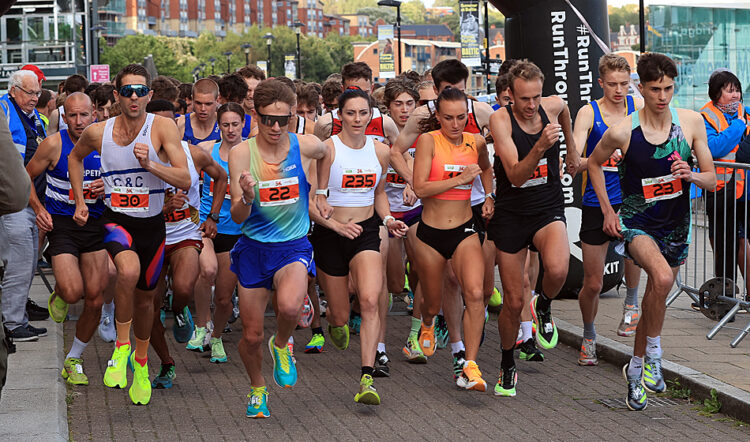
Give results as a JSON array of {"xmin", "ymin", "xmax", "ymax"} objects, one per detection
[
  {"xmin": 315, "ymin": 188, "xmax": 329, "ymax": 197},
  {"xmin": 208, "ymin": 212, "xmax": 220, "ymax": 222}
]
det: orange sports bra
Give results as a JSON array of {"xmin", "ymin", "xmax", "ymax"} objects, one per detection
[{"xmin": 427, "ymin": 130, "xmax": 478, "ymax": 201}]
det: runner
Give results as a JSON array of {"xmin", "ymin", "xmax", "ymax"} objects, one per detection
[
  {"xmin": 587, "ymin": 53, "xmax": 715, "ymax": 411},
  {"xmin": 572, "ymin": 54, "xmax": 644, "ymax": 366},
  {"xmin": 412, "ymin": 87, "xmax": 494, "ymax": 391},
  {"xmin": 311, "ymin": 87, "xmax": 408, "ymax": 406},
  {"xmin": 176, "ymin": 79, "xmax": 221, "ymax": 147},
  {"xmin": 237, "ymin": 65, "xmax": 266, "ymax": 138},
  {"xmin": 488, "ymin": 59, "xmax": 579, "ymax": 397},
  {"xmin": 296, "ymin": 82, "xmax": 320, "ymax": 122},
  {"xmin": 187, "ymin": 103, "xmax": 239, "ymax": 364},
  {"xmin": 25, "ymin": 92, "xmax": 107, "ymax": 386},
  {"xmin": 227, "ymin": 79, "xmax": 330, "ymax": 417},
  {"xmin": 48, "ymin": 74, "xmax": 88, "ymax": 134},
  {"xmin": 69, "ymin": 63, "xmax": 191, "ymax": 405}
]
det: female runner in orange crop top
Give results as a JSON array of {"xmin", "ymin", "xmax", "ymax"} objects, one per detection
[{"xmin": 412, "ymin": 87, "xmax": 494, "ymax": 392}]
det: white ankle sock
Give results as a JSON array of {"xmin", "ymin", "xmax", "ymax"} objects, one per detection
[
  {"xmin": 377, "ymin": 342, "xmax": 386, "ymax": 353},
  {"xmin": 66, "ymin": 337, "xmax": 88, "ymax": 360},
  {"xmin": 450, "ymin": 340, "xmax": 465, "ymax": 354}
]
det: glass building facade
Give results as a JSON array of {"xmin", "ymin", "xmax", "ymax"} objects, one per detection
[{"xmin": 649, "ymin": 4, "xmax": 750, "ymax": 110}]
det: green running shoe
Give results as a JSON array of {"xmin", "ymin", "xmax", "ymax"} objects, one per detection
[
  {"xmin": 210, "ymin": 337, "xmax": 228, "ymax": 363},
  {"xmin": 61, "ymin": 357, "xmax": 88, "ymax": 385},
  {"xmin": 186, "ymin": 326, "xmax": 208, "ymax": 352},
  {"xmin": 354, "ymin": 374, "xmax": 380, "ymax": 405},
  {"xmin": 530, "ymin": 295, "xmax": 558, "ymax": 349},
  {"xmin": 48, "ymin": 291, "xmax": 68, "ymax": 323},
  {"xmin": 488, "ymin": 287, "xmax": 502, "ymax": 308},
  {"xmin": 327, "ymin": 324, "xmax": 349, "ymax": 350},
  {"xmin": 623, "ymin": 364, "xmax": 648, "ymax": 411},
  {"xmin": 151, "ymin": 363, "xmax": 176, "ymax": 389},
  {"xmin": 246, "ymin": 386, "xmax": 270, "ymax": 418},
  {"xmin": 642, "ymin": 355, "xmax": 665, "ymax": 393},
  {"xmin": 103, "ymin": 343, "xmax": 130, "ymax": 389},
  {"xmin": 518, "ymin": 338, "xmax": 544, "ymax": 362},
  {"xmin": 493, "ymin": 365, "xmax": 517, "ymax": 397},
  {"xmin": 128, "ymin": 353, "xmax": 151, "ymax": 405},
  {"xmin": 402, "ymin": 333, "xmax": 427, "ymax": 364},
  {"xmin": 304, "ymin": 333, "xmax": 325, "ymax": 353}
]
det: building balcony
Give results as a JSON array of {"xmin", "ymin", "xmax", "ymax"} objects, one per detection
[{"xmin": 0, "ymin": 40, "xmax": 76, "ymax": 69}]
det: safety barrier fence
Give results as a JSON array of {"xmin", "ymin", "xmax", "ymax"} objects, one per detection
[{"xmin": 666, "ymin": 160, "xmax": 750, "ymax": 347}]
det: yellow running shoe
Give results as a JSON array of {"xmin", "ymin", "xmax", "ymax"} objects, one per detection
[
  {"xmin": 128, "ymin": 353, "xmax": 152, "ymax": 405},
  {"xmin": 61, "ymin": 357, "xmax": 89, "ymax": 385},
  {"xmin": 354, "ymin": 374, "xmax": 380, "ymax": 405},
  {"xmin": 103, "ymin": 343, "xmax": 130, "ymax": 389},
  {"xmin": 47, "ymin": 291, "xmax": 68, "ymax": 323}
]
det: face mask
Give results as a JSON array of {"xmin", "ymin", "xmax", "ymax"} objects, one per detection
[{"xmin": 716, "ymin": 100, "xmax": 740, "ymax": 115}]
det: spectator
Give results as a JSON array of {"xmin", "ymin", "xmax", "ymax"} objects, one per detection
[
  {"xmin": 0, "ymin": 69, "xmax": 49, "ymax": 342},
  {"xmin": 48, "ymin": 74, "xmax": 88, "ymax": 133},
  {"xmin": 0, "ymin": 109, "xmax": 33, "ymax": 399},
  {"xmin": 92, "ymin": 84, "xmax": 115, "ymax": 122}
]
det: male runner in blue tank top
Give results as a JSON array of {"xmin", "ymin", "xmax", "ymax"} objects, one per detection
[
  {"xmin": 228, "ymin": 79, "xmax": 331, "ymax": 418},
  {"xmin": 571, "ymin": 54, "xmax": 644, "ymax": 366},
  {"xmin": 588, "ymin": 53, "xmax": 715, "ymax": 411},
  {"xmin": 25, "ymin": 92, "xmax": 107, "ymax": 387},
  {"xmin": 176, "ymin": 78, "xmax": 221, "ymax": 148}
]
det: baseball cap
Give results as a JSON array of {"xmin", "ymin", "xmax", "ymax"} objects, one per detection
[{"xmin": 21, "ymin": 64, "xmax": 46, "ymax": 83}]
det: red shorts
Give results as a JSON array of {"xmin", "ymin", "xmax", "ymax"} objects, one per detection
[{"xmin": 165, "ymin": 239, "xmax": 203, "ymax": 259}]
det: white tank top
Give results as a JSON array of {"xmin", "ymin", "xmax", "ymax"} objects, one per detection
[
  {"xmin": 470, "ymin": 176, "xmax": 485, "ymax": 206},
  {"xmin": 100, "ymin": 113, "xmax": 166, "ymax": 218},
  {"xmin": 58, "ymin": 105, "xmax": 68, "ymax": 131},
  {"xmin": 164, "ymin": 142, "xmax": 201, "ymax": 244},
  {"xmin": 327, "ymin": 135, "xmax": 382, "ymax": 208},
  {"xmin": 385, "ymin": 145, "xmax": 421, "ymax": 213}
]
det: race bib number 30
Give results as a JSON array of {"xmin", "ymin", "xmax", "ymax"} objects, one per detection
[
  {"xmin": 642, "ymin": 175, "xmax": 682, "ymax": 203},
  {"xmin": 514, "ymin": 159, "xmax": 548, "ymax": 188},
  {"xmin": 443, "ymin": 164, "xmax": 471, "ymax": 190},
  {"xmin": 341, "ymin": 169, "xmax": 377, "ymax": 192},
  {"xmin": 386, "ymin": 167, "xmax": 406, "ymax": 188},
  {"xmin": 110, "ymin": 186, "xmax": 149, "ymax": 212},
  {"xmin": 69, "ymin": 182, "xmax": 98, "ymax": 204},
  {"xmin": 259, "ymin": 177, "xmax": 300, "ymax": 207}
]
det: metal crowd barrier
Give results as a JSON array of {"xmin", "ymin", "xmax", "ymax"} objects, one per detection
[{"xmin": 666, "ymin": 160, "xmax": 750, "ymax": 347}]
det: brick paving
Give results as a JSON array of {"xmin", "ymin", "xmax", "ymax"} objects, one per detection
[{"xmin": 65, "ymin": 302, "xmax": 750, "ymax": 441}]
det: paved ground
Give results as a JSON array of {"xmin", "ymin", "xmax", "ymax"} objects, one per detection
[{"xmin": 65, "ymin": 300, "xmax": 750, "ymax": 441}]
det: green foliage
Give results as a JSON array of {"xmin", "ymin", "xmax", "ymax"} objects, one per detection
[
  {"xmin": 665, "ymin": 379, "xmax": 691, "ymax": 400},
  {"xmin": 323, "ymin": 0, "xmax": 378, "ymax": 15},
  {"xmin": 401, "ymin": 0, "xmax": 428, "ymax": 24},
  {"xmin": 700, "ymin": 389, "xmax": 722, "ymax": 414},
  {"xmin": 101, "ymin": 34, "xmax": 195, "ymax": 82},
  {"xmin": 355, "ymin": 7, "xmax": 397, "ymax": 25},
  {"xmin": 609, "ymin": 5, "xmax": 641, "ymax": 34}
]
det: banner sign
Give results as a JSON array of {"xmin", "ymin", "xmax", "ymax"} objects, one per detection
[
  {"xmin": 284, "ymin": 55, "xmax": 296, "ymax": 80},
  {"xmin": 459, "ymin": 0, "xmax": 481, "ymax": 67},
  {"xmin": 89, "ymin": 64, "xmax": 110, "ymax": 83},
  {"xmin": 378, "ymin": 25, "xmax": 396, "ymax": 79},
  {"xmin": 257, "ymin": 60, "xmax": 268, "ymax": 78}
]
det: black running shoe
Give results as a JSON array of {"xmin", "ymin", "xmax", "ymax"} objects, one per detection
[
  {"xmin": 517, "ymin": 338, "xmax": 544, "ymax": 362},
  {"xmin": 452, "ymin": 350, "xmax": 466, "ymax": 380},
  {"xmin": 27, "ymin": 299, "xmax": 50, "ymax": 321},
  {"xmin": 373, "ymin": 351, "xmax": 390, "ymax": 378},
  {"xmin": 493, "ymin": 364, "xmax": 517, "ymax": 397},
  {"xmin": 531, "ymin": 295, "xmax": 558, "ymax": 349}
]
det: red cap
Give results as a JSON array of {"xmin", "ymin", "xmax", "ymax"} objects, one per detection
[{"xmin": 20, "ymin": 64, "xmax": 46, "ymax": 83}]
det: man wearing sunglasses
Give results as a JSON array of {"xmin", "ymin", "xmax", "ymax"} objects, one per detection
[
  {"xmin": 176, "ymin": 78, "xmax": 221, "ymax": 149},
  {"xmin": 69, "ymin": 64, "xmax": 191, "ymax": 406}
]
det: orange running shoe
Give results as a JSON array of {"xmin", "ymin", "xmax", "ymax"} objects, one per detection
[
  {"xmin": 617, "ymin": 304, "xmax": 640, "ymax": 337},
  {"xmin": 419, "ymin": 322, "xmax": 436, "ymax": 357},
  {"xmin": 456, "ymin": 360, "xmax": 487, "ymax": 392}
]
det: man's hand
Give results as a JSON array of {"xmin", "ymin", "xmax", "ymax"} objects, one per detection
[
  {"xmin": 565, "ymin": 151, "xmax": 581, "ymax": 176},
  {"xmin": 90, "ymin": 178, "xmax": 105, "ymax": 198},
  {"xmin": 402, "ymin": 185, "xmax": 418, "ymax": 206},
  {"xmin": 239, "ymin": 170, "xmax": 256, "ymax": 201},
  {"xmin": 671, "ymin": 159, "xmax": 693, "ymax": 181},
  {"xmin": 73, "ymin": 204, "xmax": 89, "ymax": 227},
  {"xmin": 386, "ymin": 218, "xmax": 409, "ymax": 238},
  {"xmin": 165, "ymin": 189, "xmax": 187, "ymax": 213},
  {"xmin": 482, "ymin": 197, "xmax": 494, "ymax": 220},
  {"xmin": 200, "ymin": 217, "xmax": 217, "ymax": 239},
  {"xmin": 316, "ymin": 194, "xmax": 333, "ymax": 219},
  {"xmin": 35, "ymin": 208, "xmax": 54, "ymax": 232},
  {"xmin": 457, "ymin": 164, "xmax": 481, "ymax": 185},
  {"xmin": 133, "ymin": 142, "xmax": 151, "ymax": 170},
  {"xmin": 603, "ymin": 210, "xmax": 623, "ymax": 239},
  {"xmin": 538, "ymin": 123, "xmax": 562, "ymax": 151},
  {"xmin": 334, "ymin": 220, "xmax": 363, "ymax": 240}
]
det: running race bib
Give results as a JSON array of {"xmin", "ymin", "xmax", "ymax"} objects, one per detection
[
  {"xmin": 602, "ymin": 149, "xmax": 621, "ymax": 173},
  {"xmin": 443, "ymin": 164, "xmax": 472, "ymax": 190},
  {"xmin": 642, "ymin": 174, "xmax": 682, "ymax": 203},
  {"xmin": 110, "ymin": 186, "xmax": 149, "ymax": 213},
  {"xmin": 341, "ymin": 168, "xmax": 377, "ymax": 192},
  {"xmin": 386, "ymin": 167, "xmax": 407, "ymax": 188},
  {"xmin": 259, "ymin": 177, "xmax": 300, "ymax": 207},
  {"xmin": 69, "ymin": 182, "xmax": 98, "ymax": 204},
  {"xmin": 514, "ymin": 159, "xmax": 548, "ymax": 188},
  {"xmin": 165, "ymin": 206, "xmax": 190, "ymax": 224},
  {"xmin": 208, "ymin": 179, "xmax": 231, "ymax": 200}
]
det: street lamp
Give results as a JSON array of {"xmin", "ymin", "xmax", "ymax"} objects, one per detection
[
  {"xmin": 242, "ymin": 43, "xmax": 252, "ymax": 66},
  {"xmin": 209, "ymin": 57, "xmax": 216, "ymax": 75},
  {"xmin": 91, "ymin": 25, "xmax": 106, "ymax": 66},
  {"xmin": 223, "ymin": 51, "xmax": 233, "ymax": 74},
  {"xmin": 293, "ymin": 22, "xmax": 304, "ymax": 80},
  {"xmin": 264, "ymin": 32, "xmax": 275, "ymax": 75},
  {"xmin": 378, "ymin": 0, "xmax": 401, "ymax": 74}
]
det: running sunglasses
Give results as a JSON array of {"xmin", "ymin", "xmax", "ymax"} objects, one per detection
[
  {"xmin": 118, "ymin": 84, "xmax": 151, "ymax": 98},
  {"xmin": 257, "ymin": 112, "xmax": 292, "ymax": 127}
]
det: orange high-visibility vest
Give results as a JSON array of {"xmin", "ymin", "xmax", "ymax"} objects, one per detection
[{"xmin": 700, "ymin": 101, "xmax": 750, "ymax": 196}]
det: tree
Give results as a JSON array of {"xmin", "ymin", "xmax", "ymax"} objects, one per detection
[
  {"xmin": 401, "ymin": 0, "xmax": 427, "ymax": 25},
  {"xmin": 323, "ymin": 0, "xmax": 378, "ymax": 15},
  {"xmin": 355, "ymin": 7, "xmax": 397, "ymax": 25},
  {"xmin": 100, "ymin": 34, "xmax": 194, "ymax": 81},
  {"xmin": 609, "ymin": 5, "xmax": 641, "ymax": 34}
]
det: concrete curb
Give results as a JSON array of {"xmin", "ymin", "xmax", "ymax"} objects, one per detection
[{"xmin": 556, "ymin": 317, "xmax": 750, "ymax": 422}]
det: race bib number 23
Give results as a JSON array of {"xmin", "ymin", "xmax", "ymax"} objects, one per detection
[
  {"xmin": 110, "ymin": 186, "xmax": 149, "ymax": 213},
  {"xmin": 642, "ymin": 175, "xmax": 682, "ymax": 203}
]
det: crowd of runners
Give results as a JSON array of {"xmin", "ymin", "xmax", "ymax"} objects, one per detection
[{"xmin": 2, "ymin": 51, "xmax": 721, "ymax": 417}]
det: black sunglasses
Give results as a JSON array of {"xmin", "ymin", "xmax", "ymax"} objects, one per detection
[
  {"xmin": 257, "ymin": 112, "xmax": 292, "ymax": 127},
  {"xmin": 118, "ymin": 84, "xmax": 151, "ymax": 98},
  {"xmin": 418, "ymin": 99, "xmax": 430, "ymax": 106}
]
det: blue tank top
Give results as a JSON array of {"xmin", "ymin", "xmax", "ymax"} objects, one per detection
[
  {"xmin": 240, "ymin": 133, "xmax": 310, "ymax": 243},
  {"xmin": 183, "ymin": 113, "xmax": 221, "ymax": 145},
  {"xmin": 242, "ymin": 114, "xmax": 253, "ymax": 139},
  {"xmin": 199, "ymin": 142, "xmax": 242, "ymax": 235},
  {"xmin": 619, "ymin": 108, "xmax": 692, "ymax": 243},
  {"xmin": 45, "ymin": 130, "xmax": 105, "ymax": 218},
  {"xmin": 582, "ymin": 96, "xmax": 635, "ymax": 206}
]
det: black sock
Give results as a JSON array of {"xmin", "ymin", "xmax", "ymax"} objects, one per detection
[
  {"xmin": 312, "ymin": 326, "xmax": 323, "ymax": 337},
  {"xmin": 501, "ymin": 348, "xmax": 515, "ymax": 369},
  {"xmin": 537, "ymin": 292, "xmax": 552, "ymax": 312},
  {"xmin": 361, "ymin": 366, "xmax": 374, "ymax": 377}
]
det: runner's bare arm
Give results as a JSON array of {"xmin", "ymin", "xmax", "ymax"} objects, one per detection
[
  {"xmin": 146, "ymin": 116, "xmax": 191, "ymax": 190},
  {"xmin": 313, "ymin": 112, "xmax": 333, "ymax": 141},
  {"xmin": 48, "ymin": 108, "xmax": 59, "ymax": 134},
  {"xmin": 176, "ymin": 114, "xmax": 186, "ymax": 139},
  {"xmin": 475, "ymin": 134, "xmax": 495, "ymax": 219},
  {"xmin": 382, "ymin": 115, "xmax": 400, "ymax": 145},
  {"xmin": 25, "ymin": 133, "xmax": 61, "ymax": 231},
  {"xmin": 69, "ymin": 123, "xmax": 104, "ymax": 225},
  {"xmin": 304, "ymin": 117, "xmax": 316, "ymax": 134},
  {"xmin": 374, "ymin": 141, "xmax": 408, "ymax": 237},
  {"xmin": 679, "ymin": 110, "xmax": 716, "ymax": 191},
  {"xmin": 390, "ymin": 105, "xmax": 428, "ymax": 184},
  {"xmin": 554, "ymin": 97, "xmax": 580, "ymax": 175},
  {"xmin": 313, "ymin": 137, "xmax": 334, "ymax": 219},
  {"xmin": 190, "ymin": 144, "xmax": 227, "ymax": 214},
  {"xmin": 489, "ymin": 108, "xmax": 549, "ymax": 187},
  {"xmin": 572, "ymin": 104, "xmax": 594, "ymax": 172},
  {"xmin": 474, "ymin": 101, "xmax": 494, "ymax": 131},
  {"xmin": 228, "ymin": 140, "xmax": 254, "ymax": 223}
]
